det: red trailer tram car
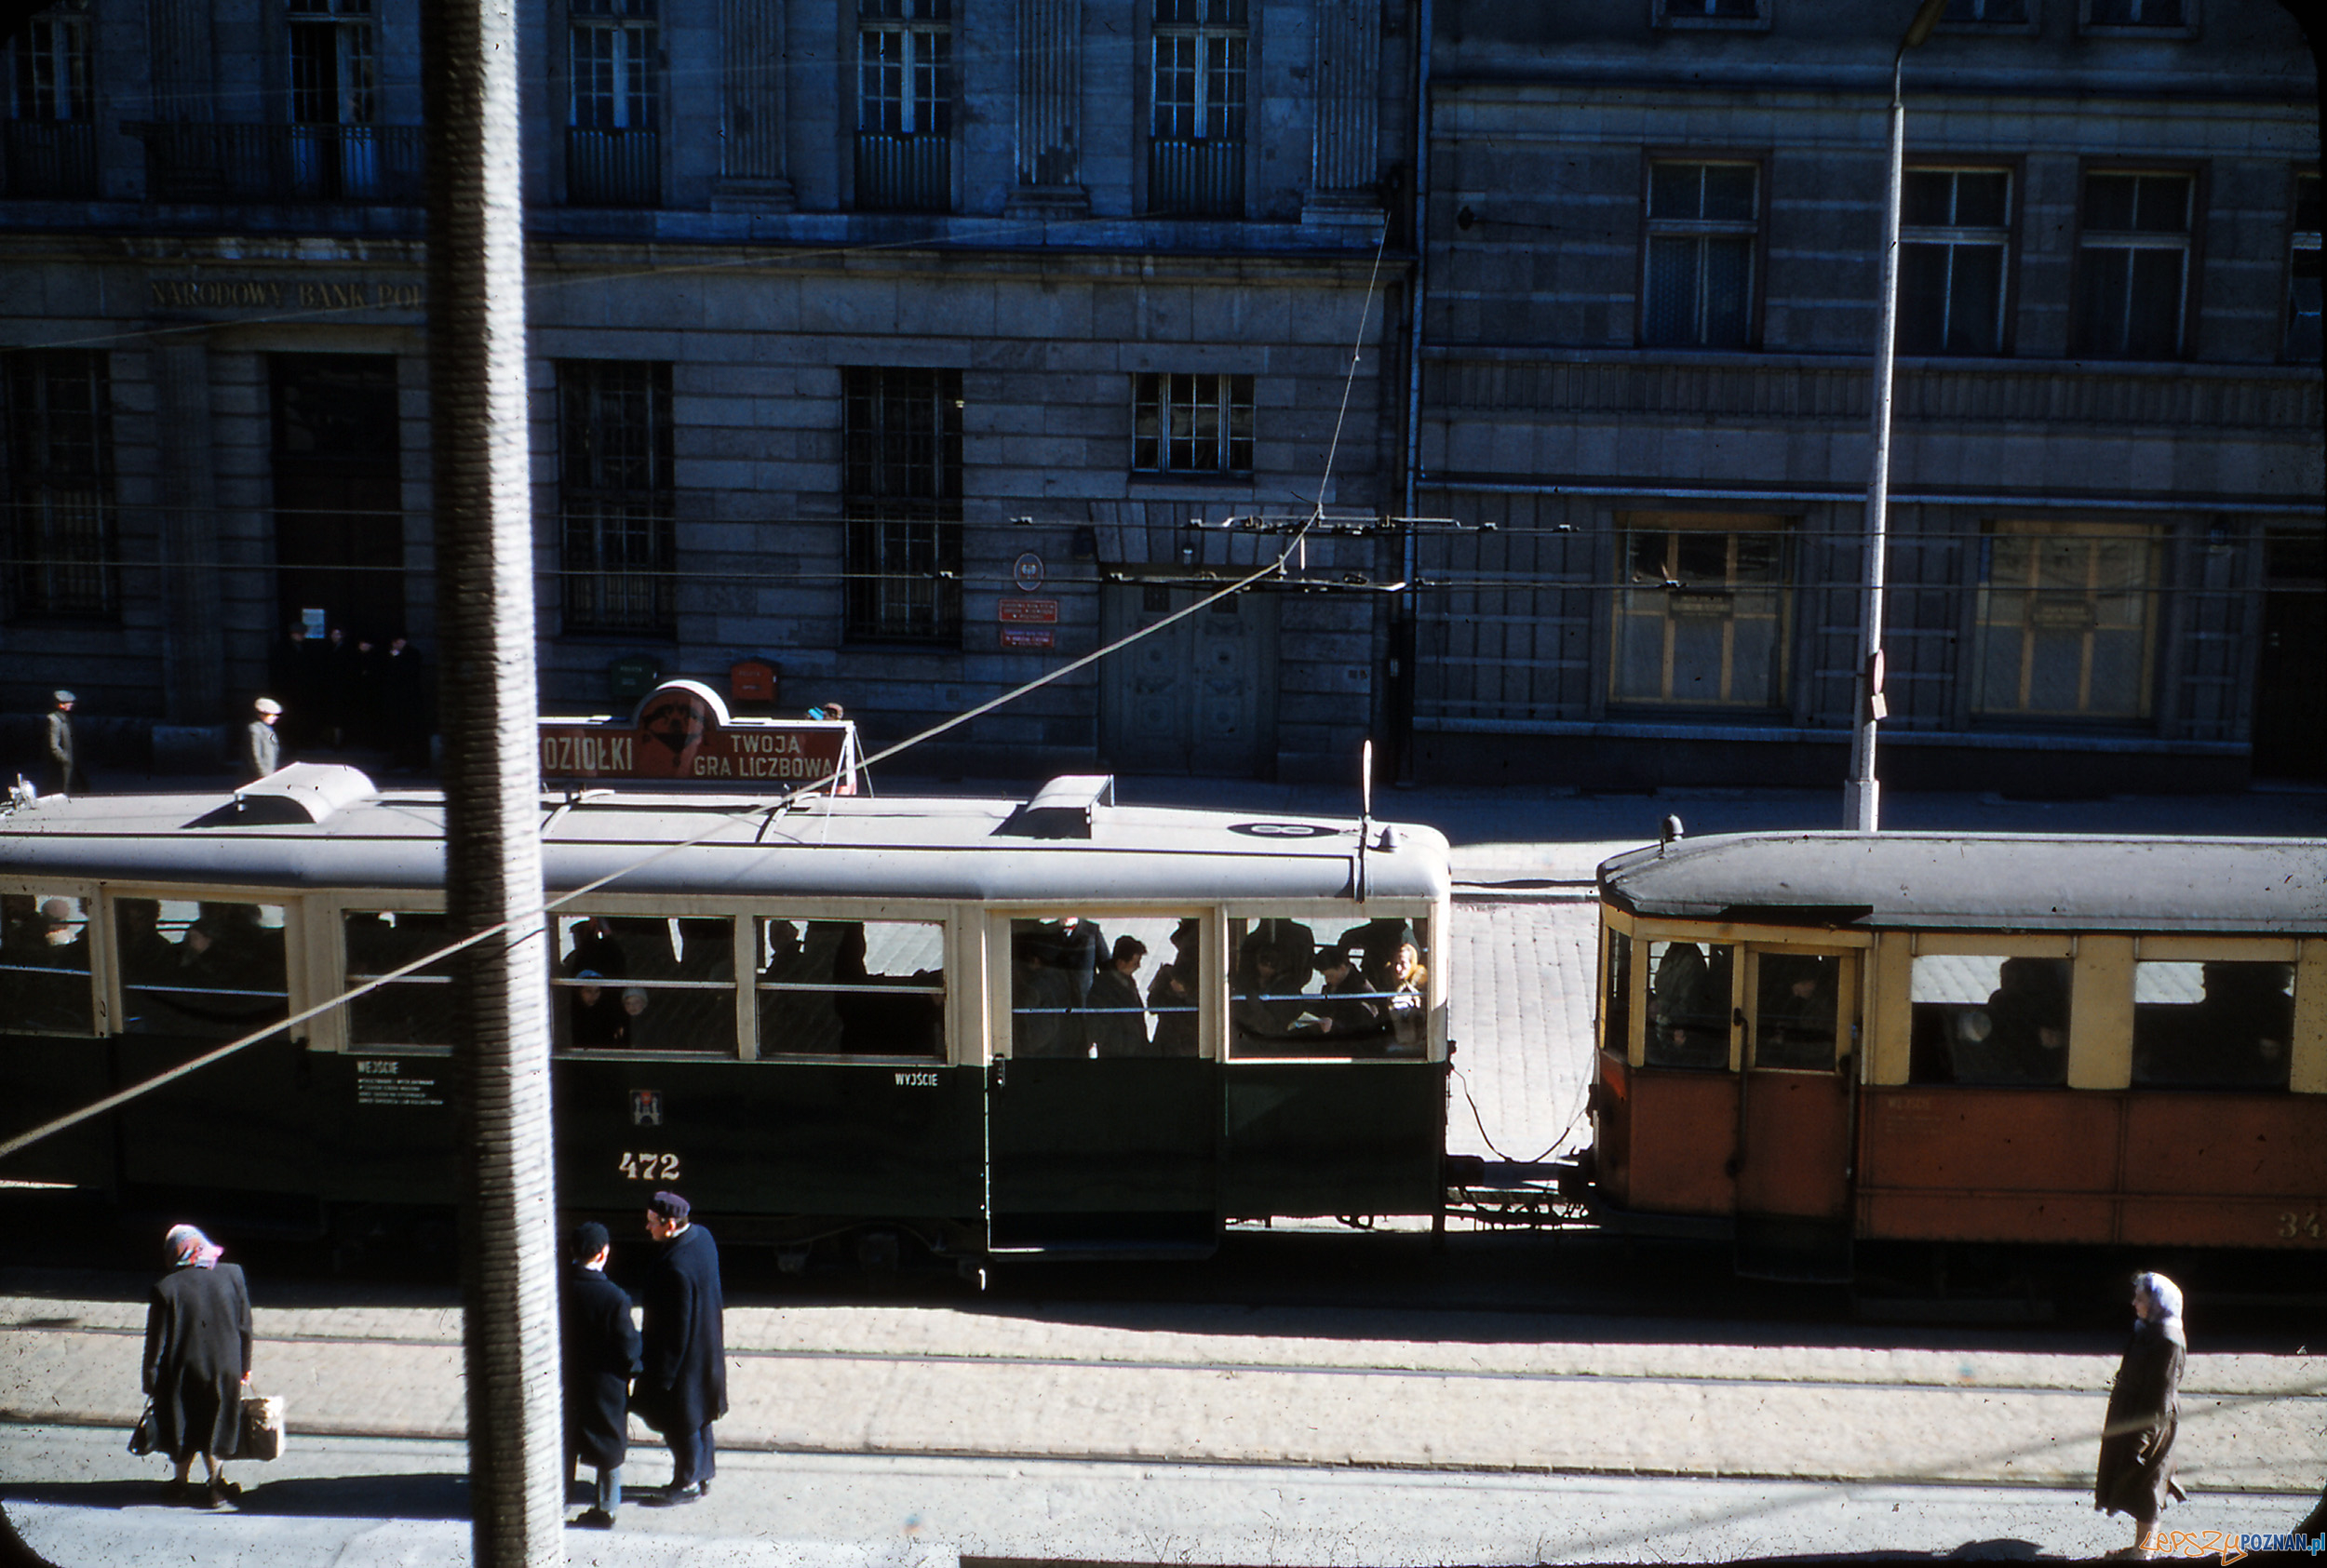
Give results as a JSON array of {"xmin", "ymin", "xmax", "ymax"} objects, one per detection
[{"xmin": 1586, "ymin": 832, "xmax": 2327, "ymax": 1280}]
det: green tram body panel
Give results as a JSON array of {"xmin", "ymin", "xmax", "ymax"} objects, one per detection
[{"xmin": 0, "ymin": 769, "xmax": 1455, "ymax": 1256}]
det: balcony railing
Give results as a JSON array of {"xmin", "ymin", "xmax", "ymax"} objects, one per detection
[
  {"xmin": 1148, "ymin": 137, "xmax": 1243, "ymax": 217},
  {"xmin": 565, "ymin": 127, "xmax": 660, "ymax": 208},
  {"xmin": 126, "ymin": 122, "xmax": 424, "ymax": 204},
  {"xmin": 854, "ymin": 131, "xmax": 950, "ymax": 213},
  {"xmin": 1, "ymin": 121, "xmax": 99, "ymax": 199}
]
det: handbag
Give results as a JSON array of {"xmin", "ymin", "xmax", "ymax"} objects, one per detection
[
  {"xmin": 128, "ymin": 1400, "xmax": 155, "ymax": 1457},
  {"xmin": 236, "ymin": 1384, "xmax": 286, "ymax": 1462}
]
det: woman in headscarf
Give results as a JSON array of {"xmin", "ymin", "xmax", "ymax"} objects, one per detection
[
  {"xmin": 142, "ymin": 1224, "xmax": 254, "ymax": 1507},
  {"xmin": 2096, "ymin": 1270, "xmax": 2187, "ymax": 1559}
]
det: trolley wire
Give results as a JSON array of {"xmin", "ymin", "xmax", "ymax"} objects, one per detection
[{"xmin": 0, "ymin": 228, "xmax": 1394, "ymax": 1167}]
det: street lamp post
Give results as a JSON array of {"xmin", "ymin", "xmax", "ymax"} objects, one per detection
[{"xmin": 1845, "ymin": 0, "xmax": 1949, "ymax": 834}]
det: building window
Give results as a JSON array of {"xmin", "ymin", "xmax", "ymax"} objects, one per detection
[
  {"xmin": 568, "ymin": 0, "xmax": 659, "ymax": 207},
  {"xmin": 856, "ymin": 0, "xmax": 951, "ymax": 212},
  {"xmin": 4, "ymin": 350, "xmax": 116, "ymax": 621},
  {"xmin": 1971, "ymin": 522, "xmax": 2160, "ymax": 722},
  {"xmin": 1149, "ymin": 0, "xmax": 1245, "ymax": 217},
  {"xmin": 1900, "ymin": 168, "xmax": 2011, "ymax": 355},
  {"xmin": 1643, "ymin": 161, "xmax": 1758, "ymax": 349},
  {"xmin": 1133, "ymin": 373, "xmax": 1253, "ymax": 476},
  {"xmin": 2082, "ymin": 0, "xmax": 2192, "ymax": 30},
  {"xmin": 1608, "ymin": 516, "xmax": 1789, "ymax": 710},
  {"xmin": 1942, "ymin": 0, "xmax": 2030, "ymax": 20},
  {"xmin": 1654, "ymin": 0, "xmax": 1768, "ymax": 25},
  {"xmin": 559, "ymin": 361, "xmax": 674, "ymax": 636},
  {"xmin": 3, "ymin": 2, "xmax": 96, "ymax": 198},
  {"xmin": 2074, "ymin": 170, "xmax": 2193, "ymax": 357},
  {"xmin": 2287, "ymin": 172, "xmax": 2320, "ymax": 363},
  {"xmin": 285, "ymin": 0, "xmax": 384, "ymax": 199},
  {"xmin": 843, "ymin": 368, "xmax": 962, "ymax": 643}
]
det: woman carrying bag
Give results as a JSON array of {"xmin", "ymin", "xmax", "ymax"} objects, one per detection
[{"xmin": 141, "ymin": 1225, "xmax": 253, "ymax": 1508}]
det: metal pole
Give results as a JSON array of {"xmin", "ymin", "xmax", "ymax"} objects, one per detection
[
  {"xmin": 422, "ymin": 0, "xmax": 561, "ymax": 1560},
  {"xmin": 1845, "ymin": 46, "xmax": 1909, "ymax": 833}
]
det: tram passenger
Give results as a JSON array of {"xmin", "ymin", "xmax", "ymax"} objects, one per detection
[
  {"xmin": 831, "ymin": 922, "xmax": 941, "ymax": 1056},
  {"xmin": 1372, "ymin": 936, "xmax": 1427, "ymax": 1056},
  {"xmin": 2196, "ymin": 962, "xmax": 2295, "ymax": 1087},
  {"xmin": 1011, "ymin": 933, "xmax": 1080, "ymax": 1057},
  {"xmin": 564, "ymin": 918, "xmax": 627, "ymax": 981},
  {"xmin": 610, "ymin": 918, "xmax": 677, "ymax": 981},
  {"xmin": 1146, "ymin": 958, "xmax": 1199, "ymax": 1057},
  {"xmin": 571, "ymin": 972, "xmax": 627, "ymax": 1048},
  {"xmin": 1647, "ymin": 942, "xmax": 1729, "ymax": 1070},
  {"xmin": 1086, "ymin": 936, "xmax": 1150, "ymax": 1056},
  {"xmin": 619, "ymin": 988, "xmax": 656, "ymax": 1050},
  {"xmin": 1756, "ymin": 954, "xmax": 1837, "ymax": 1070},
  {"xmin": 1959, "ymin": 958, "xmax": 2070, "ymax": 1085},
  {"xmin": 1231, "ymin": 943, "xmax": 1298, "ymax": 1052},
  {"xmin": 1311, "ymin": 945, "xmax": 1382, "ymax": 1044}
]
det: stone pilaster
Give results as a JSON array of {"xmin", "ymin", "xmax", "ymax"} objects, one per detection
[
  {"xmin": 155, "ymin": 341, "xmax": 226, "ymax": 726},
  {"xmin": 1005, "ymin": 0, "xmax": 1088, "ymax": 218},
  {"xmin": 1304, "ymin": 0, "xmax": 1381, "ymax": 226},
  {"xmin": 715, "ymin": 0, "xmax": 795, "ymax": 209}
]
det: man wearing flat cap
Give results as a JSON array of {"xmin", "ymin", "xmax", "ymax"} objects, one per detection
[
  {"xmin": 245, "ymin": 698, "xmax": 283, "ymax": 783},
  {"xmin": 45, "ymin": 690, "xmax": 83, "ymax": 797},
  {"xmin": 635, "ymin": 1191, "xmax": 726, "ymax": 1504},
  {"xmin": 560, "ymin": 1221, "xmax": 639, "ymax": 1530}
]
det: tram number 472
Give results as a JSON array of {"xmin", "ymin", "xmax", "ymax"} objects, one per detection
[
  {"xmin": 619, "ymin": 1152, "xmax": 681, "ymax": 1182},
  {"xmin": 2280, "ymin": 1210, "xmax": 2323, "ymax": 1241}
]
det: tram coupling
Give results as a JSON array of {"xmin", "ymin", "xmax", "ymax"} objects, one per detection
[{"xmin": 1442, "ymin": 1149, "xmax": 1596, "ymax": 1231}]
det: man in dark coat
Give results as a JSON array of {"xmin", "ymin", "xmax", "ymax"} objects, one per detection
[
  {"xmin": 560, "ymin": 1221, "xmax": 641, "ymax": 1530},
  {"xmin": 2097, "ymin": 1270, "xmax": 2188, "ymax": 1558},
  {"xmin": 142, "ymin": 1225, "xmax": 253, "ymax": 1508},
  {"xmin": 44, "ymin": 690, "xmax": 84, "ymax": 797},
  {"xmin": 1086, "ymin": 936, "xmax": 1150, "ymax": 1056},
  {"xmin": 635, "ymin": 1190, "xmax": 726, "ymax": 1503}
]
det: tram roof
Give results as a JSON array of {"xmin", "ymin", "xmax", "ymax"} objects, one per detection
[
  {"xmin": 0, "ymin": 769, "xmax": 1449, "ymax": 905},
  {"xmin": 1598, "ymin": 831, "xmax": 2326, "ymax": 935}
]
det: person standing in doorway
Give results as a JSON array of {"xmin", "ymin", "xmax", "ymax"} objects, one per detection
[
  {"xmin": 560, "ymin": 1221, "xmax": 640, "ymax": 1530},
  {"xmin": 245, "ymin": 698, "xmax": 284, "ymax": 781},
  {"xmin": 141, "ymin": 1225, "xmax": 253, "ymax": 1508},
  {"xmin": 635, "ymin": 1191, "xmax": 725, "ymax": 1505},
  {"xmin": 2096, "ymin": 1270, "xmax": 2188, "ymax": 1559},
  {"xmin": 44, "ymin": 690, "xmax": 83, "ymax": 796}
]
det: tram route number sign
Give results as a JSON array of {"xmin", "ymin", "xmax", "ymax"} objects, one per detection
[{"xmin": 540, "ymin": 679, "xmax": 858, "ymax": 788}]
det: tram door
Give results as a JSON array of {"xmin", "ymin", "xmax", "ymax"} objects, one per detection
[
  {"xmin": 984, "ymin": 914, "xmax": 1220, "ymax": 1256},
  {"xmin": 1733, "ymin": 945, "xmax": 1858, "ymax": 1280}
]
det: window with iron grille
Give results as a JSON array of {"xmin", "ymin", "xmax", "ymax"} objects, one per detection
[
  {"xmin": 4, "ymin": 3, "xmax": 95, "ymax": 198},
  {"xmin": 1608, "ymin": 516, "xmax": 1789, "ymax": 710},
  {"xmin": 2083, "ymin": 0, "xmax": 2190, "ymax": 28},
  {"xmin": 569, "ymin": 0, "xmax": 658, "ymax": 206},
  {"xmin": 1971, "ymin": 522, "xmax": 2160, "ymax": 721},
  {"xmin": 1643, "ymin": 161, "xmax": 1758, "ymax": 349},
  {"xmin": 1941, "ymin": 0, "xmax": 2029, "ymax": 21},
  {"xmin": 856, "ymin": 0, "xmax": 951, "ymax": 211},
  {"xmin": 289, "ymin": 0, "xmax": 374, "ymax": 125},
  {"xmin": 1900, "ymin": 168, "xmax": 2011, "ymax": 355},
  {"xmin": 1654, "ymin": 0, "xmax": 1764, "ymax": 23},
  {"xmin": 2073, "ymin": 170, "xmax": 2193, "ymax": 358},
  {"xmin": 2287, "ymin": 172, "xmax": 2320, "ymax": 363},
  {"xmin": 559, "ymin": 361, "xmax": 674, "ymax": 636},
  {"xmin": 1149, "ymin": 0, "xmax": 1244, "ymax": 217},
  {"xmin": 843, "ymin": 368, "xmax": 962, "ymax": 642},
  {"xmin": 1132, "ymin": 373, "xmax": 1253, "ymax": 476},
  {"xmin": 5, "ymin": 350, "xmax": 117, "ymax": 622}
]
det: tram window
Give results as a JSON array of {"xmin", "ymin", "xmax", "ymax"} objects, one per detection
[
  {"xmin": 345, "ymin": 910, "xmax": 456, "ymax": 1049},
  {"xmin": 1646, "ymin": 939, "xmax": 1730, "ymax": 1070},
  {"xmin": 2132, "ymin": 960, "xmax": 2293, "ymax": 1091},
  {"xmin": 120, "ymin": 899, "xmax": 289, "ymax": 1039},
  {"xmin": 1752, "ymin": 952, "xmax": 1839, "ymax": 1070},
  {"xmin": 1226, "ymin": 915, "xmax": 1428, "ymax": 1060},
  {"xmin": 0, "ymin": 892, "xmax": 94, "ymax": 1035},
  {"xmin": 1009, "ymin": 915, "xmax": 1196, "ymax": 1059},
  {"xmin": 757, "ymin": 918, "xmax": 941, "ymax": 1059},
  {"xmin": 1909, "ymin": 955, "xmax": 2070, "ymax": 1087},
  {"xmin": 554, "ymin": 915, "xmax": 738, "ymax": 1053},
  {"xmin": 1602, "ymin": 928, "xmax": 1631, "ymax": 1056}
]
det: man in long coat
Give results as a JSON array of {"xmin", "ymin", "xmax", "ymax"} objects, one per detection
[
  {"xmin": 560, "ymin": 1221, "xmax": 640, "ymax": 1529},
  {"xmin": 636, "ymin": 1190, "xmax": 726, "ymax": 1503},
  {"xmin": 44, "ymin": 690, "xmax": 83, "ymax": 796}
]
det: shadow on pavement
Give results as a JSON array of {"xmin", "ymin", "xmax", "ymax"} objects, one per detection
[{"xmin": 1, "ymin": 1471, "xmax": 469, "ymax": 1521}]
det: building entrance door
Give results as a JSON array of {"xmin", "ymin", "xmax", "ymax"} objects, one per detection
[
  {"xmin": 270, "ymin": 355, "xmax": 403, "ymax": 641},
  {"xmin": 1098, "ymin": 582, "xmax": 1277, "ymax": 776}
]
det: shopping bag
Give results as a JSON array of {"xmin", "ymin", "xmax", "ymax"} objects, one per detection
[
  {"xmin": 237, "ymin": 1388, "xmax": 286, "ymax": 1461},
  {"xmin": 128, "ymin": 1400, "xmax": 155, "ymax": 1457}
]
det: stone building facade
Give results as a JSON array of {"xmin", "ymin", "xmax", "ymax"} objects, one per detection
[{"xmin": 0, "ymin": 0, "xmax": 2318, "ymax": 789}]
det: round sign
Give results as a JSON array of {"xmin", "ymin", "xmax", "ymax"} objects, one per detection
[{"xmin": 1014, "ymin": 551, "xmax": 1045, "ymax": 592}]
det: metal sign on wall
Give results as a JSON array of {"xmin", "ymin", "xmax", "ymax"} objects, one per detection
[{"xmin": 539, "ymin": 680, "xmax": 861, "ymax": 791}]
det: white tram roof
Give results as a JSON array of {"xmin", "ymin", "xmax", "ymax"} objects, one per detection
[
  {"xmin": 1600, "ymin": 831, "xmax": 2327, "ymax": 936},
  {"xmin": 0, "ymin": 766, "xmax": 1449, "ymax": 906}
]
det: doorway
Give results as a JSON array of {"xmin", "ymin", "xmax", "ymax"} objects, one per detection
[
  {"xmin": 1098, "ymin": 581, "xmax": 1278, "ymax": 776},
  {"xmin": 271, "ymin": 355, "xmax": 404, "ymax": 642}
]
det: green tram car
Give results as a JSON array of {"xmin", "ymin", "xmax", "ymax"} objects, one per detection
[{"xmin": 0, "ymin": 766, "xmax": 1451, "ymax": 1262}]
